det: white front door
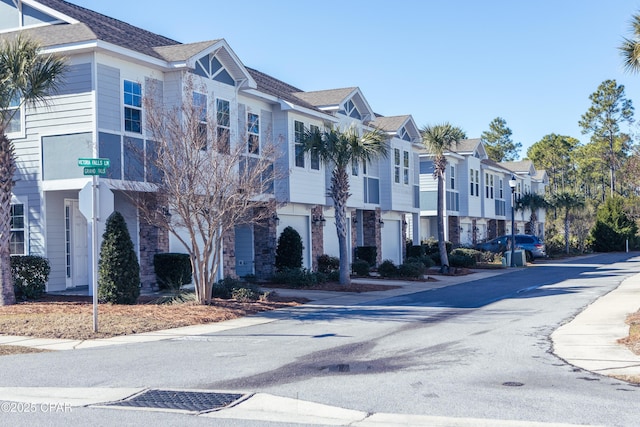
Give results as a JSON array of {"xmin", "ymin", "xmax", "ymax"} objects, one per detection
[{"xmin": 65, "ymin": 199, "xmax": 88, "ymax": 289}]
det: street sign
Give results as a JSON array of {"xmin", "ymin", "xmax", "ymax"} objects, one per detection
[
  {"xmin": 83, "ymin": 167, "xmax": 107, "ymax": 176},
  {"xmin": 78, "ymin": 158, "xmax": 110, "ymax": 167}
]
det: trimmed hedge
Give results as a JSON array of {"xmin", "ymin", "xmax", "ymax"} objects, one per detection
[
  {"xmin": 11, "ymin": 255, "xmax": 50, "ymax": 300},
  {"xmin": 154, "ymin": 253, "xmax": 192, "ymax": 290},
  {"xmin": 355, "ymin": 246, "xmax": 377, "ymax": 266},
  {"xmin": 351, "ymin": 259, "xmax": 370, "ymax": 276},
  {"xmin": 317, "ymin": 254, "xmax": 339, "ymax": 274}
]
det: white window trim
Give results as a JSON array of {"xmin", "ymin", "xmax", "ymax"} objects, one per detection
[
  {"xmin": 10, "ymin": 196, "xmax": 28, "ymax": 256},
  {"xmin": 123, "ymin": 79, "xmax": 143, "ymax": 135}
]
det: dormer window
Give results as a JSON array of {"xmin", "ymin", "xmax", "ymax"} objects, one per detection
[
  {"xmin": 194, "ymin": 54, "xmax": 235, "ymax": 86},
  {"xmin": 344, "ymin": 99, "xmax": 361, "ymax": 120},
  {"xmin": 399, "ymin": 127, "xmax": 411, "ymax": 141}
]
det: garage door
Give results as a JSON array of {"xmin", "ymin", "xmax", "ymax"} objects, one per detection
[
  {"xmin": 278, "ymin": 215, "xmax": 310, "ymax": 269},
  {"xmin": 381, "ymin": 220, "xmax": 401, "ymax": 265}
]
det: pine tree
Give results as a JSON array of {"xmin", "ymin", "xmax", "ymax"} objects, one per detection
[{"xmin": 98, "ymin": 211, "xmax": 140, "ymax": 304}]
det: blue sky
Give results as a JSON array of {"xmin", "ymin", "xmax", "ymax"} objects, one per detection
[{"xmin": 73, "ymin": 0, "xmax": 640, "ymax": 158}]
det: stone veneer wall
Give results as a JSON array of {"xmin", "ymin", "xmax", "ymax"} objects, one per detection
[
  {"xmin": 138, "ymin": 216, "xmax": 169, "ymax": 291},
  {"xmin": 222, "ymin": 227, "xmax": 237, "ymax": 279},
  {"xmin": 254, "ymin": 215, "xmax": 277, "ymax": 279},
  {"xmin": 362, "ymin": 208, "xmax": 382, "ymax": 266},
  {"xmin": 311, "ymin": 205, "xmax": 324, "ymax": 271},
  {"xmin": 448, "ymin": 216, "xmax": 460, "ymax": 245}
]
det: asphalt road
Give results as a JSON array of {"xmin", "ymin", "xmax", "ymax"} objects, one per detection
[{"xmin": 1, "ymin": 252, "xmax": 640, "ymax": 426}]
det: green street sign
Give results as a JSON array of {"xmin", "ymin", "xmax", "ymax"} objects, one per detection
[
  {"xmin": 78, "ymin": 158, "xmax": 110, "ymax": 167},
  {"xmin": 83, "ymin": 167, "xmax": 107, "ymax": 176}
]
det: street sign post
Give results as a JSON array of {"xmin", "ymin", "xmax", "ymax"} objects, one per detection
[{"xmin": 78, "ymin": 158, "xmax": 111, "ymax": 332}]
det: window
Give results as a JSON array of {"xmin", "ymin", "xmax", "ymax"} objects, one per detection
[
  {"xmin": 344, "ymin": 99, "xmax": 361, "ymax": 120},
  {"xmin": 294, "ymin": 120, "xmax": 305, "ymax": 168},
  {"xmin": 450, "ymin": 165, "xmax": 455, "ymax": 189},
  {"xmin": 470, "ymin": 169, "xmax": 474, "ymax": 196},
  {"xmin": 399, "ymin": 127, "xmax": 411, "ymax": 141},
  {"xmin": 216, "ymin": 98, "xmax": 230, "ymax": 153},
  {"xmin": 6, "ymin": 94, "xmax": 21, "ymax": 134},
  {"xmin": 124, "ymin": 80, "xmax": 142, "ymax": 133},
  {"xmin": 247, "ymin": 112, "xmax": 259, "ymax": 154},
  {"xmin": 193, "ymin": 92, "xmax": 207, "ymax": 150},
  {"xmin": 310, "ymin": 124, "xmax": 320, "ymax": 170},
  {"xmin": 394, "ymin": 148, "xmax": 401, "ymax": 183},
  {"xmin": 485, "ymin": 173, "xmax": 495, "ymax": 199},
  {"xmin": 499, "ymin": 178, "xmax": 504, "ymax": 199},
  {"xmin": 475, "ymin": 170, "xmax": 479, "ymax": 196},
  {"xmin": 403, "ymin": 150, "xmax": 410, "ymax": 185},
  {"xmin": 490, "ymin": 175, "xmax": 494, "ymax": 199},
  {"xmin": 10, "ymin": 204, "xmax": 25, "ymax": 255},
  {"xmin": 352, "ymin": 159, "xmax": 359, "ymax": 176}
]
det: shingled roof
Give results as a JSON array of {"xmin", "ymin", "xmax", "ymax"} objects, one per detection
[
  {"xmin": 246, "ymin": 67, "xmax": 320, "ymax": 112},
  {"xmin": 293, "ymin": 88, "xmax": 357, "ymax": 108},
  {"xmin": 370, "ymin": 115, "xmax": 411, "ymax": 132},
  {"xmin": 32, "ymin": 0, "xmax": 180, "ymax": 58}
]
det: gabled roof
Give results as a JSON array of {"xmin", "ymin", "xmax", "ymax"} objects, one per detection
[
  {"xmin": 5, "ymin": 1, "xmax": 256, "ymax": 87},
  {"xmin": 34, "ymin": 0, "xmax": 179, "ymax": 59},
  {"xmin": 369, "ymin": 115, "xmax": 421, "ymax": 142},
  {"xmin": 449, "ymin": 138, "xmax": 487, "ymax": 158},
  {"xmin": 293, "ymin": 88, "xmax": 357, "ymax": 108},
  {"xmin": 501, "ymin": 160, "xmax": 536, "ymax": 175},
  {"xmin": 292, "ymin": 87, "xmax": 376, "ymax": 121},
  {"xmin": 246, "ymin": 67, "xmax": 320, "ymax": 112}
]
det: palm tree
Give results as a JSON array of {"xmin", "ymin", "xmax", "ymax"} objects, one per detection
[
  {"xmin": 551, "ymin": 191, "xmax": 585, "ymax": 254},
  {"xmin": 301, "ymin": 123, "xmax": 387, "ymax": 286},
  {"xmin": 620, "ymin": 13, "xmax": 640, "ymax": 73},
  {"xmin": 0, "ymin": 36, "xmax": 66, "ymax": 305},
  {"xmin": 420, "ymin": 123, "xmax": 466, "ymax": 273},
  {"xmin": 515, "ymin": 192, "xmax": 548, "ymax": 237}
]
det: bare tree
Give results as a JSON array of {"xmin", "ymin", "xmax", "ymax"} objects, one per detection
[{"xmin": 125, "ymin": 79, "xmax": 280, "ymax": 304}]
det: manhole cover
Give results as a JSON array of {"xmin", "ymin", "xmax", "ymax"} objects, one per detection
[
  {"xmin": 105, "ymin": 389, "xmax": 244, "ymax": 412},
  {"xmin": 502, "ymin": 382, "xmax": 525, "ymax": 387}
]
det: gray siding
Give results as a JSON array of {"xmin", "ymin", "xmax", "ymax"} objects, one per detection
[
  {"xmin": 97, "ymin": 63, "xmax": 121, "ymax": 131},
  {"xmin": 57, "ymin": 63, "xmax": 92, "ymax": 96},
  {"xmin": 273, "ymin": 110, "xmax": 290, "ymax": 201}
]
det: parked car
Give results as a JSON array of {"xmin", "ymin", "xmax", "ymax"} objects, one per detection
[{"xmin": 475, "ymin": 234, "xmax": 547, "ymax": 262}]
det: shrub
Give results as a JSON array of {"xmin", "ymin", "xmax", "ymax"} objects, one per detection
[
  {"xmin": 153, "ymin": 253, "xmax": 192, "ymax": 290},
  {"xmin": 449, "ymin": 252, "xmax": 476, "ymax": 268},
  {"xmin": 422, "ymin": 238, "xmax": 452, "ymax": 256},
  {"xmin": 354, "ymin": 246, "xmax": 377, "ymax": 266},
  {"xmin": 271, "ymin": 267, "xmax": 321, "ymax": 288},
  {"xmin": 378, "ymin": 259, "xmax": 398, "ymax": 278},
  {"xmin": 591, "ymin": 196, "xmax": 638, "ymax": 252},
  {"xmin": 98, "ymin": 212, "xmax": 140, "ymax": 304},
  {"xmin": 398, "ymin": 261, "xmax": 424, "ymax": 279},
  {"xmin": 406, "ymin": 244, "xmax": 424, "ymax": 259},
  {"xmin": 275, "ymin": 226, "xmax": 303, "ymax": 271},
  {"xmin": 317, "ymin": 254, "xmax": 340, "ymax": 274},
  {"xmin": 231, "ymin": 287, "xmax": 260, "ymax": 302},
  {"xmin": 11, "ymin": 255, "xmax": 50, "ymax": 300},
  {"xmin": 351, "ymin": 259, "xmax": 370, "ymax": 276},
  {"xmin": 451, "ymin": 248, "xmax": 481, "ymax": 265},
  {"xmin": 406, "ymin": 255, "xmax": 434, "ymax": 269},
  {"xmin": 212, "ymin": 277, "xmax": 261, "ymax": 300}
]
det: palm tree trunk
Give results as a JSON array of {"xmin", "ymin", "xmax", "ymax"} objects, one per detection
[
  {"xmin": 332, "ymin": 167, "xmax": 351, "ymax": 286},
  {"xmin": 437, "ymin": 170, "xmax": 449, "ymax": 273},
  {"xmin": 0, "ymin": 133, "xmax": 16, "ymax": 305}
]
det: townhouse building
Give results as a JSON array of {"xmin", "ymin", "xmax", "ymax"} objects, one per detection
[
  {"xmin": 2, "ymin": 0, "xmax": 421, "ymax": 292},
  {"xmin": 418, "ymin": 139, "xmax": 548, "ymax": 246}
]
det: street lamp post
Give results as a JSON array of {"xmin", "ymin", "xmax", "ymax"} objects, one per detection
[{"xmin": 508, "ymin": 175, "xmax": 517, "ymax": 267}]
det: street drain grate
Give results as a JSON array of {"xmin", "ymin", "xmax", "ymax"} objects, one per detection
[
  {"xmin": 502, "ymin": 382, "xmax": 524, "ymax": 387},
  {"xmin": 105, "ymin": 389, "xmax": 245, "ymax": 412}
]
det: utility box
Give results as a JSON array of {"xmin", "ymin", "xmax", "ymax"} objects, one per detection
[{"xmin": 504, "ymin": 250, "xmax": 526, "ymax": 267}]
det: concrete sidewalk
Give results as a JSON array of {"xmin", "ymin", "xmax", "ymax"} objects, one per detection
[{"xmin": 551, "ymin": 272, "xmax": 640, "ymax": 378}]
